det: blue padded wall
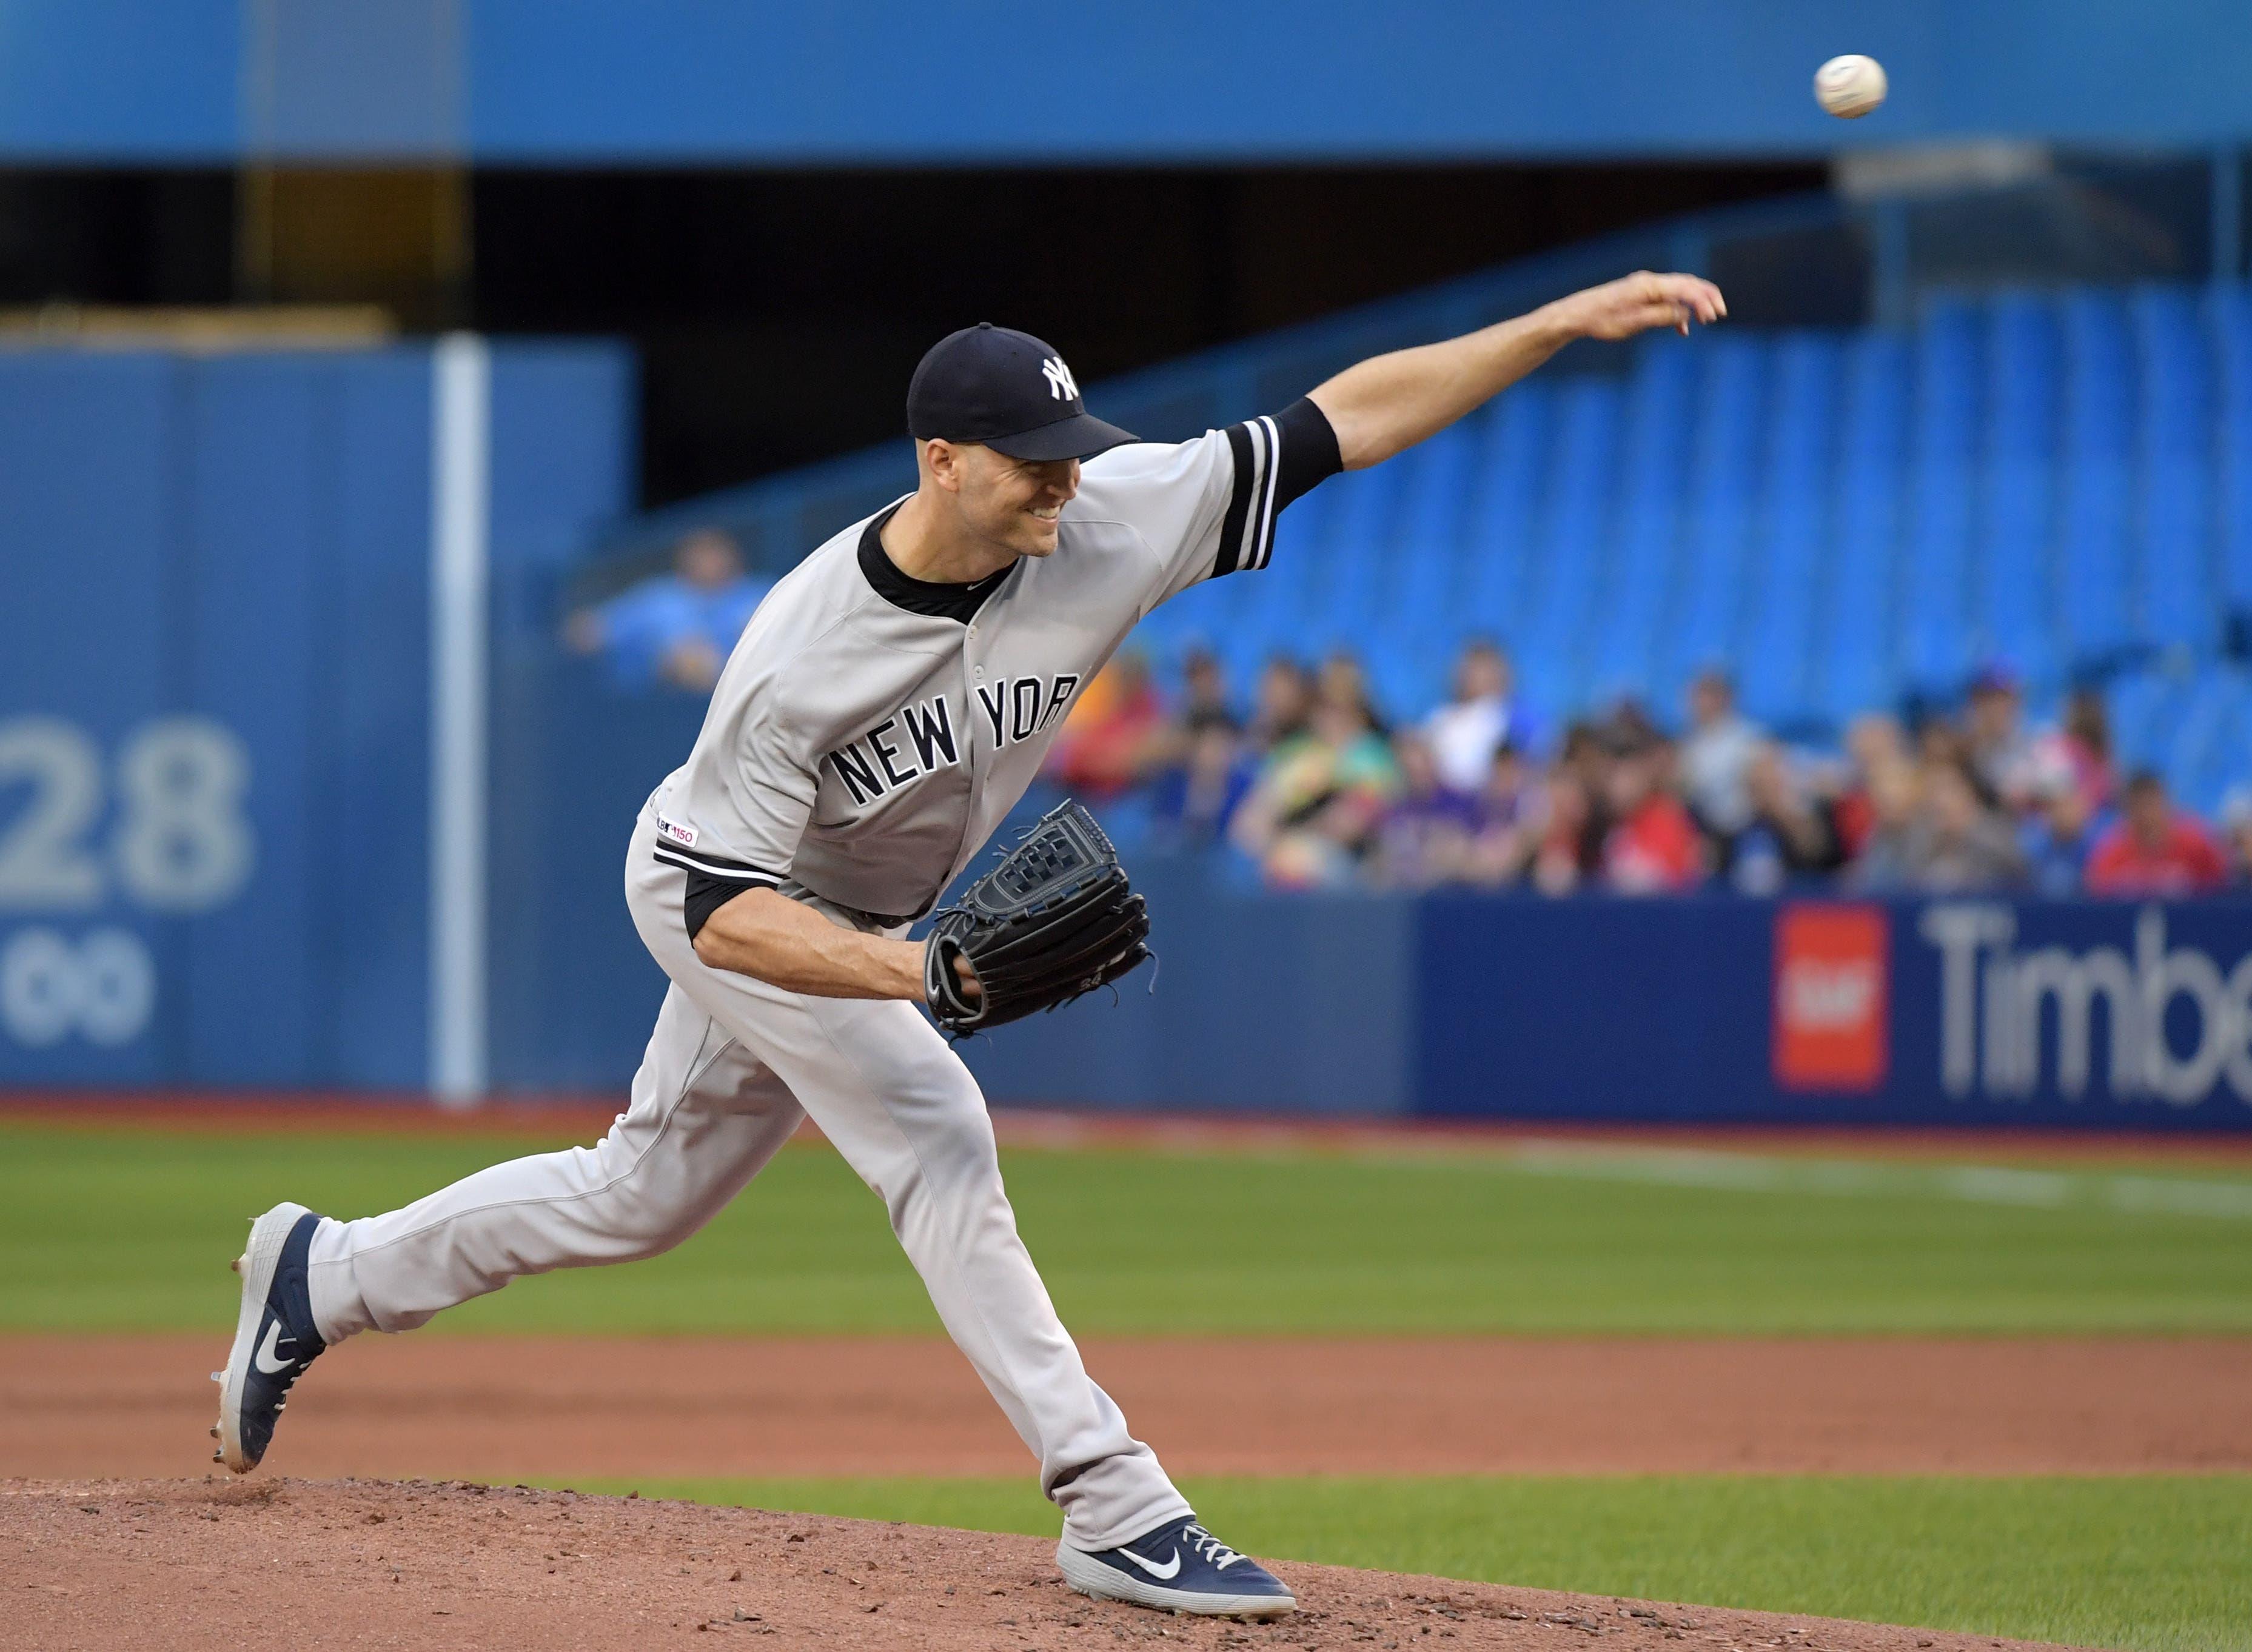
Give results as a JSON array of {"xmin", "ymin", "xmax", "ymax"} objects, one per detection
[{"xmin": 0, "ymin": 341, "xmax": 632, "ymax": 1091}]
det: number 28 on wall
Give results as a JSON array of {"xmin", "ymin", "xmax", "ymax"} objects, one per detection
[{"xmin": 0, "ymin": 715, "xmax": 255, "ymax": 914}]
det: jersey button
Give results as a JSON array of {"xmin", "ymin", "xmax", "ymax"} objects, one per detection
[{"xmin": 973, "ymin": 667, "xmax": 985, "ymax": 680}]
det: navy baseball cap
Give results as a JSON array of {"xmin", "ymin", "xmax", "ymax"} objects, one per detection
[{"xmin": 906, "ymin": 323, "xmax": 1137, "ymax": 461}]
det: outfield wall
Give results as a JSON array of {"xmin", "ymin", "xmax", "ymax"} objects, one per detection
[
  {"xmin": 1413, "ymin": 892, "xmax": 2252, "ymax": 1129},
  {"xmin": 0, "ymin": 341, "xmax": 634, "ymax": 1091}
]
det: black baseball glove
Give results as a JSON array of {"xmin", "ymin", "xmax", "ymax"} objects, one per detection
[{"xmin": 923, "ymin": 799, "xmax": 1152, "ymax": 1036}]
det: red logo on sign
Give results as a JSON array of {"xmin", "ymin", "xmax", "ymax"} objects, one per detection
[{"xmin": 1772, "ymin": 903, "xmax": 1889, "ymax": 1091}]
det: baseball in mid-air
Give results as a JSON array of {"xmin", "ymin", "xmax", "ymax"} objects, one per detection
[{"xmin": 1814, "ymin": 55, "xmax": 1887, "ymax": 119}]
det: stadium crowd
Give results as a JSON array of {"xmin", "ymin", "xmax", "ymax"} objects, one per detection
[
  {"xmin": 565, "ymin": 529, "xmax": 772, "ymax": 694},
  {"xmin": 1044, "ymin": 640, "xmax": 2252, "ymax": 897}
]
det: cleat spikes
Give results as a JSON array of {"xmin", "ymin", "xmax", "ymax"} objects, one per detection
[
  {"xmin": 212, "ymin": 1451, "xmax": 223, "ymax": 1463},
  {"xmin": 209, "ymin": 1425, "xmax": 219, "ymax": 1439},
  {"xmin": 210, "ymin": 1371, "xmax": 223, "ymax": 1382},
  {"xmin": 230, "ymin": 1257, "xmax": 243, "ymax": 1276}
]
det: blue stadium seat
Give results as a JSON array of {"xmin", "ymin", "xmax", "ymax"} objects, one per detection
[
  {"xmin": 1388, "ymin": 419, "xmax": 1476, "ymax": 629},
  {"xmin": 1238, "ymin": 465, "xmax": 1345, "ymax": 669},
  {"xmin": 1738, "ymin": 331, "xmax": 1842, "ymax": 724},
  {"xmin": 1585, "ymin": 340, "xmax": 1697, "ymax": 703},
  {"xmin": 2105, "ymin": 667, "xmax": 2193, "ymax": 775},
  {"xmin": 1899, "ymin": 297, "xmax": 1982, "ymax": 692},
  {"xmin": 1663, "ymin": 335, "xmax": 1770, "ymax": 707},
  {"xmin": 1309, "ymin": 449, "xmax": 1410, "ymax": 660},
  {"xmin": 2133, "ymin": 286, "xmax": 2217, "ymax": 652},
  {"xmin": 1515, "ymin": 378, "xmax": 1623, "ymax": 713},
  {"xmin": 2156, "ymin": 666, "xmax": 2252, "ymax": 816},
  {"xmin": 1812, "ymin": 330, "xmax": 1911, "ymax": 723},
  {"xmin": 1375, "ymin": 420, "xmax": 1478, "ymax": 694},
  {"xmin": 2206, "ymin": 285, "xmax": 2252, "ymax": 613},
  {"xmin": 1971, "ymin": 292, "xmax": 2059, "ymax": 686},
  {"xmin": 1458, "ymin": 381, "xmax": 1553, "ymax": 647},
  {"xmin": 2058, "ymin": 290, "xmax": 2137, "ymax": 664}
]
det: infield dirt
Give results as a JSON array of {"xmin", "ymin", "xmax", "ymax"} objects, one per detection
[
  {"xmin": 0, "ymin": 1477, "xmax": 2097, "ymax": 1652},
  {"xmin": 2, "ymin": 1333, "xmax": 2247, "ymax": 1482}
]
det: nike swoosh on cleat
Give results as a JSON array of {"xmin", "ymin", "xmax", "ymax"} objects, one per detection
[
  {"xmin": 252, "ymin": 1319, "xmax": 296, "ymax": 1376},
  {"xmin": 1116, "ymin": 1547, "xmax": 1182, "ymax": 1580}
]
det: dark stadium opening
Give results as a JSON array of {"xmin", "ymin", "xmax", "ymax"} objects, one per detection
[{"xmin": 0, "ymin": 161, "xmax": 1823, "ymax": 506}]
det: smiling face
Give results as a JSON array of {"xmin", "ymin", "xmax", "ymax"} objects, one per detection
[{"xmin": 925, "ymin": 438, "xmax": 1080, "ymax": 562}]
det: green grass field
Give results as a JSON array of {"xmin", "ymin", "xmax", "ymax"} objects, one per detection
[
  {"xmin": 562, "ymin": 1475, "xmax": 2252, "ymax": 1652},
  {"xmin": 7, "ymin": 1117, "xmax": 2251, "ymax": 1651},
  {"xmin": 8, "ymin": 1122, "xmax": 2252, "ymax": 1334}
]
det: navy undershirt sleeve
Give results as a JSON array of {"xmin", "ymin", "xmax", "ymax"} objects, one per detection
[{"xmin": 1270, "ymin": 396, "xmax": 1343, "ymax": 511}]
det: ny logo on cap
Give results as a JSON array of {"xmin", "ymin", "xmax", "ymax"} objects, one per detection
[{"xmin": 1040, "ymin": 356, "xmax": 1079, "ymax": 402}]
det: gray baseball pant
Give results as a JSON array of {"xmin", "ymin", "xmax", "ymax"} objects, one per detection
[{"xmin": 303, "ymin": 806, "xmax": 1190, "ymax": 1551}]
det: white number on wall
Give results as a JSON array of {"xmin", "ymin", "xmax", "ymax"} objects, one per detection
[
  {"xmin": 114, "ymin": 718, "xmax": 255, "ymax": 912},
  {"xmin": 0, "ymin": 715, "xmax": 255, "ymax": 915},
  {"xmin": 0, "ymin": 719, "xmax": 106, "ymax": 909},
  {"xmin": 0, "ymin": 926, "xmax": 155, "ymax": 1048}
]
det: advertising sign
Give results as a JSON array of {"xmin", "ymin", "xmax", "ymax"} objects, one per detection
[{"xmin": 1419, "ymin": 894, "xmax": 2252, "ymax": 1128}]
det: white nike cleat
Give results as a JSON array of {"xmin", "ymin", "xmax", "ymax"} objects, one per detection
[{"xmin": 1057, "ymin": 1514, "xmax": 1296, "ymax": 1619}]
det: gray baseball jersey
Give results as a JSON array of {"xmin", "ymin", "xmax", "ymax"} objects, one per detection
[{"xmin": 645, "ymin": 400, "xmax": 1340, "ymax": 928}]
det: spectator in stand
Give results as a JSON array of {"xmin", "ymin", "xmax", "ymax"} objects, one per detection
[
  {"xmin": 1139, "ymin": 647, "xmax": 1250, "ymax": 845},
  {"xmin": 1603, "ymin": 735, "xmax": 1704, "ymax": 893},
  {"xmin": 1074, "ymin": 643, "xmax": 2250, "ymax": 897},
  {"xmin": 1901, "ymin": 760, "xmax": 2029, "ymax": 891},
  {"xmin": 1915, "ymin": 714, "xmax": 1975, "ymax": 778},
  {"xmin": 2220, "ymin": 789, "xmax": 2252, "ymax": 888},
  {"xmin": 2017, "ymin": 746, "xmax": 2110, "ymax": 897},
  {"xmin": 1145, "ymin": 723, "xmax": 1253, "ymax": 851},
  {"xmin": 1047, "ymin": 652, "xmax": 1166, "ymax": 800},
  {"xmin": 1531, "ymin": 766, "xmax": 1593, "ymax": 895},
  {"xmin": 2028, "ymin": 686, "xmax": 2116, "ymax": 814},
  {"xmin": 1317, "ymin": 650, "xmax": 1389, "ymax": 735},
  {"xmin": 1965, "ymin": 665, "xmax": 2039, "ymax": 811},
  {"xmin": 1423, "ymin": 639, "xmax": 1537, "ymax": 794},
  {"xmin": 1847, "ymin": 753, "xmax": 1925, "ymax": 891},
  {"xmin": 1728, "ymin": 742, "xmax": 1845, "ymax": 893},
  {"xmin": 1245, "ymin": 657, "xmax": 1316, "ymax": 758},
  {"xmin": 564, "ymin": 528, "xmax": 768, "ymax": 693},
  {"xmin": 1370, "ymin": 731, "xmax": 1480, "ymax": 889},
  {"xmin": 1829, "ymin": 714, "xmax": 1908, "ymax": 861},
  {"xmin": 1851, "ymin": 757, "xmax": 2026, "ymax": 892},
  {"xmin": 1231, "ymin": 682, "xmax": 1402, "ymax": 888},
  {"xmin": 1176, "ymin": 648, "xmax": 1239, "ymax": 738},
  {"xmin": 1604, "ymin": 695, "xmax": 1667, "ymax": 758},
  {"xmin": 1679, "ymin": 670, "xmax": 1761, "ymax": 847},
  {"xmin": 1530, "ymin": 722, "xmax": 1616, "ymax": 894},
  {"xmin": 1464, "ymin": 741, "xmax": 1541, "ymax": 888},
  {"xmin": 2084, "ymin": 770, "xmax": 2230, "ymax": 895}
]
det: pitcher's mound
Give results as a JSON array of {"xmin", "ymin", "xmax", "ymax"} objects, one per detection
[{"xmin": 1, "ymin": 1477, "xmax": 2079, "ymax": 1652}]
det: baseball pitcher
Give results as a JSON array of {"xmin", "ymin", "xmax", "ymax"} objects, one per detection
[{"xmin": 214, "ymin": 272, "xmax": 1724, "ymax": 1620}]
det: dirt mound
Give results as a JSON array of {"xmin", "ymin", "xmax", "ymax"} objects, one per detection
[{"xmin": 2, "ymin": 1477, "xmax": 2080, "ymax": 1652}]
